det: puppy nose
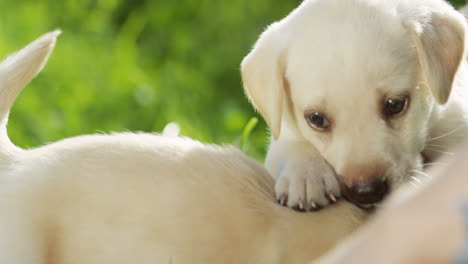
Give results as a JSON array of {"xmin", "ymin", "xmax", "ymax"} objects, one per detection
[{"xmin": 342, "ymin": 179, "xmax": 389, "ymax": 208}]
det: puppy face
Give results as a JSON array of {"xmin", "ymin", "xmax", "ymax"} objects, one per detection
[
  {"xmin": 242, "ymin": 0, "xmax": 466, "ymax": 200},
  {"xmin": 286, "ymin": 6, "xmax": 431, "ymax": 190}
]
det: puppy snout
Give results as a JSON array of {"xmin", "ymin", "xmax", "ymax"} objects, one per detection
[
  {"xmin": 342, "ymin": 179, "xmax": 389, "ymax": 208},
  {"xmin": 340, "ymin": 163, "xmax": 390, "ymax": 208}
]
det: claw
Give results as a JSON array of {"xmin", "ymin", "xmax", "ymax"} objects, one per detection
[
  {"xmin": 309, "ymin": 202, "xmax": 323, "ymax": 211},
  {"xmin": 292, "ymin": 202, "xmax": 306, "ymax": 212},
  {"xmin": 328, "ymin": 193, "xmax": 337, "ymax": 203},
  {"xmin": 278, "ymin": 194, "xmax": 288, "ymax": 206},
  {"xmin": 311, "ymin": 202, "xmax": 317, "ymax": 210},
  {"xmin": 298, "ymin": 201, "xmax": 304, "ymax": 210}
]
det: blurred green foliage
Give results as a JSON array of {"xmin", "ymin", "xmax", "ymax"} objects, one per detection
[
  {"xmin": 453, "ymin": 0, "xmax": 468, "ymax": 7},
  {"xmin": 0, "ymin": 0, "xmax": 466, "ymax": 161}
]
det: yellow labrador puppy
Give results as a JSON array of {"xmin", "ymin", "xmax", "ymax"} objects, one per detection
[
  {"xmin": 242, "ymin": 0, "xmax": 468, "ymax": 211},
  {"xmin": 0, "ymin": 32, "xmax": 365, "ymax": 264}
]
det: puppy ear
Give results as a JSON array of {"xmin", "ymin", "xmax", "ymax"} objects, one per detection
[
  {"xmin": 0, "ymin": 30, "xmax": 61, "ymax": 121},
  {"xmin": 404, "ymin": 10, "xmax": 466, "ymax": 104},
  {"xmin": 241, "ymin": 23, "xmax": 287, "ymax": 139}
]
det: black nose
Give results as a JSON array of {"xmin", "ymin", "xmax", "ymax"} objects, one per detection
[{"xmin": 342, "ymin": 179, "xmax": 389, "ymax": 208}]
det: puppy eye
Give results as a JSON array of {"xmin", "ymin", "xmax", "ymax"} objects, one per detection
[
  {"xmin": 305, "ymin": 112, "xmax": 330, "ymax": 131},
  {"xmin": 384, "ymin": 96, "xmax": 409, "ymax": 117}
]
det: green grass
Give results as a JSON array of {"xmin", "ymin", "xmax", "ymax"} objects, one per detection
[{"xmin": 0, "ymin": 0, "xmax": 466, "ymax": 161}]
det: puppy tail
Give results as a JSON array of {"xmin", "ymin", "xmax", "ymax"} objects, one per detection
[{"xmin": 0, "ymin": 30, "xmax": 60, "ymax": 153}]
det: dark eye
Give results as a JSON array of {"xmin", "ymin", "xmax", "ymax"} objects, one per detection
[
  {"xmin": 305, "ymin": 112, "xmax": 330, "ymax": 131},
  {"xmin": 384, "ymin": 96, "xmax": 409, "ymax": 117}
]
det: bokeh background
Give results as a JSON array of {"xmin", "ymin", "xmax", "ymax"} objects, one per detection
[{"xmin": 0, "ymin": 0, "xmax": 466, "ymax": 161}]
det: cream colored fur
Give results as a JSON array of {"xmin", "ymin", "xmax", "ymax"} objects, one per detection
[
  {"xmin": 0, "ymin": 32, "xmax": 365, "ymax": 264},
  {"xmin": 242, "ymin": 0, "xmax": 468, "ymax": 210}
]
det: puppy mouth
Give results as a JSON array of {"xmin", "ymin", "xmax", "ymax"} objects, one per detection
[
  {"xmin": 341, "ymin": 194, "xmax": 380, "ymax": 211},
  {"xmin": 353, "ymin": 202, "xmax": 379, "ymax": 212},
  {"xmin": 338, "ymin": 153, "xmax": 425, "ymax": 211},
  {"xmin": 340, "ymin": 179, "xmax": 390, "ymax": 211}
]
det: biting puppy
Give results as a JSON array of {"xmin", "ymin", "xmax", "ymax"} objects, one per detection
[
  {"xmin": 0, "ymin": 32, "xmax": 365, "ymax": 264},
  {"xmin": 241, "ymin": 0, "xmax": 468, "ymax": 211}
]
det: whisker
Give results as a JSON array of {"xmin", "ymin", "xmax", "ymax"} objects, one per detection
[
  {"xmin": 424, "ymin": 147, "xmax": 454, "ymax": 155},
  {"xmin": 427, "ymin": 127, "xmax": 462, "ymax": 142},
  {"xmin": 408, "ymin": 181, "xmax": 419, "ymax": 188},
  {"xmin": 410, "ymin": 169, "xmax": 432, "ymax": 179},
  {"xmin": 424, "ymin": 144, "xmax": 451, "ymax": 150},
  {"xmin": 414, "ymin": 162, "xmax": 447, "ymax": 169},
  {"xmin": 410, "ymin": 176, "xmax": 423, "ymax": 184},
  {"xmin": 423, "ymin": 162, "xmax": 447, "ymax": 166}
]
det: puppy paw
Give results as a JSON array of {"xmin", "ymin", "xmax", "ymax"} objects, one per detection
[{"xmin": 275, "ymin": 158, "xmax": 340, "ymax": 212}]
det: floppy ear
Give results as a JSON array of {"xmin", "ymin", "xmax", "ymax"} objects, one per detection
[
  {"xmin": 404, "ymin": 10, "xmax": 466, "ymax": 104},
  {"xmin": 241, "ymin": 23, "xmax": 288, "ymax": 139}
]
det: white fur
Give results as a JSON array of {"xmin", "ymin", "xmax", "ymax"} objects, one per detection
[
  {"xmin": 0, "ymin": 32, "xmax": 365, "ymax": 263},
  {"xmin": 242, "ymin": 0, "xmax": 468, "ymax": 209}
]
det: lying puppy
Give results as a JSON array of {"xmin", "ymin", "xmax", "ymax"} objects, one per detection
[
  {"xmin": 241, "ymin": 0, "xmax": 468, "ymax": 210},
  {"xmin": 0, "ymin": 32, "xmax": 365, "ymax": 264},
  {"xmin": 314, "ymin": 142, "xmax": 468, "ymax": 264}
]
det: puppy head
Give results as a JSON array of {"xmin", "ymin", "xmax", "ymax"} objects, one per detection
[
  {"xmin": 0, "ymin": 31, "xmax": 60, "ymax": 147},
  {"xmin": 242, "ymin": 0, "xmax": 466, "ymax": 206}
]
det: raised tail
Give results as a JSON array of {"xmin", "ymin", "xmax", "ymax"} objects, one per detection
[{"xmin": 0, "ymin": 30, "xmax": 60, "ymax": 154}]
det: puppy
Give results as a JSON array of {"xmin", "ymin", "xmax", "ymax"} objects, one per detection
[
  {"xmin": 0, "ymin": 32, "xmax": 365, "ymax": 264},
  {"xmin": 241, "ymin": 0, "xmax": 468, "ymax": 211},
  {"xmin": 313, "ymin": 142, "xmax": 468, "ymax": 264}
]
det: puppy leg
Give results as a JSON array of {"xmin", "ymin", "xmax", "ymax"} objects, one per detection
[{"xmin": 266, "ymin": 138, "xmax": 340, "ymax": 211}]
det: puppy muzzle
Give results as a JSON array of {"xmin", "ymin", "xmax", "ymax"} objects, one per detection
[{"xmin": 341, "ymin": 179, "xmax": 389, "ymax": 209}]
